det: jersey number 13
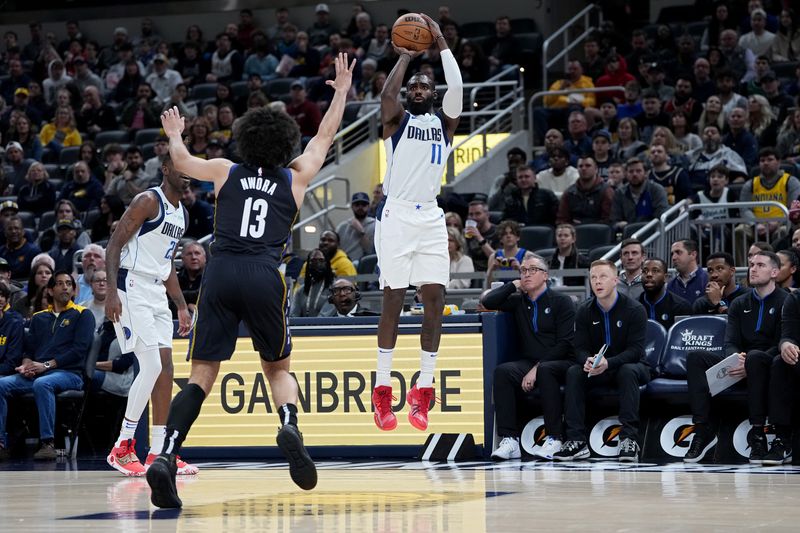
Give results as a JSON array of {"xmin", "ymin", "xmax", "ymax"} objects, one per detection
[{"xmin": 240, "ymin": 197, "xmax": 269, "ymax": 238}]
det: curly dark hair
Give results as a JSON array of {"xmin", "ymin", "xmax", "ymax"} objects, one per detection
[
  {"xmin": 234, "ymin": 107, "xmax": 300, "ymax": 168},
  {"xmin": 303, "ymin": 248, "xmax": 334, "ymax": 294}
]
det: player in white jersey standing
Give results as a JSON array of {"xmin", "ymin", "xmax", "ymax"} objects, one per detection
[
  {"xmin": 372, "ymin": 14, "xmax": 462, "ymax": 431},
  {"xmin": 104, "ymin": 154, "xmax": 196, "ymax": 476}
]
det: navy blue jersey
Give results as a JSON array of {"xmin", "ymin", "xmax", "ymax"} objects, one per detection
[{"xmin": 210, "ymin": 163, "xmax": 298, "ymax": 264}]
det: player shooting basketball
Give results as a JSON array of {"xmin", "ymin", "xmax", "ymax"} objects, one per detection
[{"xmin": 371, "ymin": 13, "xmax": 462, "ymax": 432}]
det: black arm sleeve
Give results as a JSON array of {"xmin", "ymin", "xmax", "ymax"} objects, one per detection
[{"xmin": 481, "ymin": 282, "xmax": 519, "ymax": 312}]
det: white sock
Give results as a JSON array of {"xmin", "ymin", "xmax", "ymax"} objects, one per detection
[
  {"xmin": 115, "ymin": 418, "xmax": 138, "ymax": 447},
  {"xmin": 149, "ymin": 425, "xmax": 166, "ymax": 456},
  {"xmin": 376, "ymin": 347, "xmax": 394, "ymax": 387},
  {"xmin": 417, "ymin": 350, "xmax": 437, "ymax": 388}
]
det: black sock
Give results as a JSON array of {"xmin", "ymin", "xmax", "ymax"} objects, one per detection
[
  {"xmin": 161, "ymin": 383, "xmax": 206, "ymax": 457},
  {"xmin": 752, "ymin": 424, "xmax": 765, "ymax": 438},
  {"xmin": 278, "ymin": 403, "xmax": 298, "ymax": 427}
]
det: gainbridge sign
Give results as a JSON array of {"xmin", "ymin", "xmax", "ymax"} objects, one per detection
[
  {"xmin": 377, "ymin": 133, "xmax": 510, "ymax": 184},
  {"xmin": 169, "ymin": 332, "xmax": 484, "ymax": 448}
]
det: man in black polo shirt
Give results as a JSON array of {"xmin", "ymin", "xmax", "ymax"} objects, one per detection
[
  {"xmin": 684, "ymin": 251, "xmax": 787, "ymax": 463},
  {"xmin": 692, "ymin": 252, "xmax": 747, "ymax": 315},
  {"xmin": 553, "ymin": 259, "xmax": 650, "ymax": 462},
  {"xmin": 638, "ymin": 257, "xmax": 692, "ymax": 330},
  {"xmin": 482, "ymin": 253, "xmax": 575, "ymax": 460}
]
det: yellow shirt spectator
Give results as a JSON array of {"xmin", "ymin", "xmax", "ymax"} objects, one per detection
[
  {"xmin": 543, "ymin": 61, "xmax": 596, "ymax": 109},
  {"xmin": 39, "ymin": 106, "xmax": 82, "ymax": 148}
]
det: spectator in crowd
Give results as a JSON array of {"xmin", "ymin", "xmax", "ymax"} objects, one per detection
[
  {"xmin": 483, "ymin": 252, "xmax": 575, "ymax": 461},
  {"xmin": 59, "ymin": 161, "xmax": 104, "ymax": 214},
  {"xmin": 447, "ymin": 226, "xmax": 474, "ymax": 290},
  {"xmin": 668, "ymin": 239, "xmax": 708, "ymax": 304},
  {"xmin": 488, "ymin": 147, "xmax": 527, "ymax": 207},
  {"xmin": 692, "ymin": 252, "xmax": 747, "ymax": 314},
  {"xmin": 770, "ymin": 8, "xmax": 800, "ymax": 62},
  {"xmin": 441, "ymin": 18, "xmax": 463, "ymax": 59},
  {"xmin": 625, "ymin": 29, "xmax": 651, "ymax": 72},
  {"xmin": 0, "ymin": 271, "xmax": 95, "ymax": 460},
  {"xmin": 723, "ymin": 107, "xmax": 759, "ymax": 168},
  {"xmin": 734, "ymin": 148, "xmax": 800, "ymax": 265},
  {"xmin": 111, "ymin": 58, "xmax": 145, "ymax": 104},
  {"xmin": 11, "ymin": 261, "xmax": 52, "ymax": 319},
  {"xmin": 71, "ymin": 244, "xmax": 103, "ymax": 305},
  {"xmin": 642, "ymin": 62, "xmax": 674, "ymax": 102},
  {"xmin": 70, "ymin": 57, "xmax": 102, "ymax": 95},
  {"xmin": 697, "ymin": 95, "xmax": 725, "ymax": 137},
  {"xmin": 557, "ymin": 155, "xmax": 614, "ymax": 226},
  {"xmin": 301, "ymin": 230, "xmax": 356, "ymax": 279},
  {"xmin": 88, "ymin": 195, "xmax": 123, "ymax": 244},
  {"xmin": 595, "ymin": 54, "xmax": 635, "ymax": 104},
  {"xmin": 175, "ymin": 241, "xmax": 205, "ymax": 314},
  {"xmin": 319, "ymin": 278, "xmax": 378, "ymax": 317},
  {"xmin": 77, "ymin": 86, "xmax": 119, "ymax": 137},
  {"xmin": 485, "ymin": 220, "xmax": 526, "ymax": 287},
  {"xmin": 207, "ymin": 32, "xmax": 243, "ymax": 83},
  {"xmin": 186, "ymin": 116, "xmax": 212, "ymax": 158},
  {"xmin": 612, "ymin": 117, "xmax": 647, "ymax": 162},
  {"xmin": 775, "ymin": 248, "xmax": 798, "ymax": 291},
  {"xmin": 536, "ymin": 147, "xmax": 579, "ymax": 198},
  {"xmin": 563, "ymin": 111, "xmax": 592, "ymax": 160},
  {"xmin": 617, "ymin": 80, "xmax": 643, "ymax": 120},
  {"xmin": 684, "ymin": 251, "xmax": 785, "ymax": 463},
  {"xmin": 687, "ymin": 125, "xmax": 747, "ymax": 189},
  {"xmin": 701, "ymin": 2, "xmax": 736, "ymax": 52},
  {"xmin": 760, "ymin": 72, "xmax": 793, "ymax": 123},
  {"xmin": 671, "ymin": 35, "xmax": 699, "ymax": 80},
  {"xmin": 3, "ymin": 142, "xmax": 33, "ymax": 193},
  {"xmin": 236, "ymin": 9, "xmax": 257, "ymax": 51},
  {"xmin": 360, "ymin": 23, "xmax": 390, "ymax": 65},
  {"xmin": 691, "ymin": 165, "xmax": 739, "ymax": 247},
  {"xmin": 778, "ymin": 107, "xmax": 800, "ymax": 162},
  {"xmin": 764, "ymin": 276, "xmax": 800, "ymax": 464},
  {"xmin": 501, "ymin": 164, "xmax": 558, "ymax": 227},
  {"xmin": 211, "ymin": 105, "xmax": 235, "ymax": 146},
  {"xmin": 445, "ymin": 212, "xmax": 463, "ymax": 233},
  {"xmin": 175, "ymin": 42, "xmax": 204, "ymax": 87},
  {"xmin": 120, "ymin": 82, "xmax": 162, "ymax": 131},
  {"xmin": 0, "ymin": 284, "xmax": 23, "ymax": 379},
  {"xmin": 308, "ymin": 3, "xmax": 338, "ymax": 48},
  {"xmin": 367, "ymin": 182, "xmax": 384, "ymax": 219},
  {"xmin": 648, "ymin": 144, "xmax": 692, "ymax": 205},
  {"xmin": 740, "ymin": 8, "xmax": 776, "ymax": 57},
  {"xmin": 671, "ymin": 111, "xmax": 703, "ymax": 154},
  {"xmin": 243, "ymin": 37, "xmax": 278, "ymax": 82},
  {"xmin": 0, "ymin": 258, "xmax": 25, "ymax": 309},
  {"xmin": 291, "ymin": 248, "xmax": 335, "ymax": 318},
  {"xmin": 265, "ymin": 7, "xmax": 291, "ymax": 41},
  {"xmin": 336, "ymin": 192, "xmax": 375, "ymax": 263},
  {"xmin": 719, "ymin": 30, "xmax": 755, "ymax": 82},
  {"xmin": 747, "ymin": 93, "xmax": 780, "ymax": 148},
  {"xmin": 607, "ymin": 162, "xmax": 625, "ymax": 189},
  {"xmin": 39, "ymin": 106, "xmax": 81, "ymax": 155},
  {"xmin": 536, "ymin": 60, "xmax": 596, "ymax": 141},
  {"xmin": 611, "ymin": 158, "xmax": 668, "ymax": 230},
  {"xmin": 48, "ymin": 219, "xmax": 81, "ymax": 272},
  {"xmin": 7, "ymin": 113, "xmax": 43, "ymax": 162},
  {"xmin": 180, "ymin": 184, "xmax": 214, "ymax": 239},
  {"xmin": 38, "ymin": 199, "xmax": 90, "ymax": 251},
  {"xmin": 457, "ymin": 41, "xmax": 490, "ymax": 83},
  {"xmin": 717, "ymin": 70, "xmax": 748, "ymax": 117},
  {"xmin": 664, "ymin": 76, "xmax": 701, "ymax": 124},
  {"xmin": 594, "ymin": 101, "xmax": 620, "ymax": 138},
  {"xmin": 146, "ymin": 54, "xmax": 183, "ymax": 105},
  {"xmin": 617, "ymin": 238, "xmax": 646, "ymax": 300},
  {"xmin": 533, "ymin": 131, "xmax": 565, "ymax": 172},
  {"xmin": 635, "ymin": 90, "xmax": 670, "ymax": 145},
  {"xmin": 17, "ymin": 162, "xmax": 56, "ymax": 217},
  {"xmin": 639, "ymin": 257, "xmax": 691, "ymax": 330},
  {"xmin": 105, "ymin": 146, "xmax": 149, "ymax": 206},
  {"xmin": 464, "ymin": 199, "xmax": 498, "ymax": 273},
  {"xmin": 0, "ymin": 59, "xmax": 31, "ymax": 104},
  {"xmin": 552, "ymin": 260, "xmax": 649, "ymax": 462},
  {"xmin": 549, "ymin": 223, "xmax": 589, "ymax": 287},
  {"xmin": 41, "ymin": 59, "xmax": 72, "ymax": 106},
  {"xmin": 73, "ymin": 141, "xmax": 104, "ymax": 182},
  {"xmin": 0, "ymin": 215, "xmax": 40, "ymax": 280},
  {"xmin": 482, "ymin": 16, "xmax": 519, "ymax": 75},
  {"xmin": 78, "ymin": 268, "xmax": 107, "ymax": 325},
  {"xmin": 286, "ymin": 81, "xmax": 322, "ymax": 146},
  {"xmin": 590, "ymin": 129, "xmax": 614, "ymax": 181},
  {"xmin": 349, "ymin": 11, "xmax": 374, "ymax": 50}
]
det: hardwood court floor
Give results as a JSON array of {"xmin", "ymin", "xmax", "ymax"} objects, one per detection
[{"xmin": 1, "ymin": 459, "xmax": 799, "ymax": 531}]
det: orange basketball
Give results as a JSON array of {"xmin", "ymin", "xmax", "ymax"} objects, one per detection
[{"xmin": 391, "ymin": 13, "xmax": 434, "ymax": 52}]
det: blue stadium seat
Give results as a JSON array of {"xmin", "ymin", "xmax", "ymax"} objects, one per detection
[
  {"xmin": 189, "ymin": 83, "xmax": 218, "ymax": 101},
  {"xmin": 647, "ymin": 316, "xmax": 727, "ymax": 396},
  {"xmin": 519, "ymin": 225, "xmax": 553, "ymax": 251},
  {"xmin": 575, "ymin": 224, "xmax": 613, "ymax": 253},
  {"xmin": 133, "ymin": 128, "xmax": 163, "ymax": 146},
  {"xmin": 645, "ymin": 320, "xmax": 667, "ymax": 374}
]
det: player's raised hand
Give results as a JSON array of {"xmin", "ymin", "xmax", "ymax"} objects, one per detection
[
  {"xmin": 176, "ymin": 307, "xmax": 192, "ymax": 337},
  {"xmin": 161, "ymin": 106, "xmax": 185, "ymax": 137},
  {"xmin": 325, "ymin": 52, "xmax": 357, "ymax": 92},
  {"xmin": 419, "ymin": 13, "xmax": 443, "ymax": 40},
  {"xmin": 392, "ymin": 43, "xmax": 424, "ymax": 59}
]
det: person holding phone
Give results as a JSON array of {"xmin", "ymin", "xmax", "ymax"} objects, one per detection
[{"xmin": 552, "ymin": 260, "xmax": 650, "ymax": 462}]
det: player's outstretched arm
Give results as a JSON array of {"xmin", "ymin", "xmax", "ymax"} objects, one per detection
[
  {"xmin": 420, "ymin": 13, "xmax": 462, "ymax": 135},
  {"xmin": 289, "ymin": 52, "xmax": 356, "ymax": 188},
  {"xmin": 161, "ymin": 107, "xmax": 234, "ymax": 186},
  {"xmin": 381, "ymin": 44, "xmax": 423, "ymax": 138},
  {"xmin": 104, "ymin": 191, "xmax": 160, "ymax": 323}
]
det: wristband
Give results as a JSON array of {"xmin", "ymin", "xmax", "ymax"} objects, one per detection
[{"xmin": 478, "ymin": 239, "xmax": 487, "ymax": 246}]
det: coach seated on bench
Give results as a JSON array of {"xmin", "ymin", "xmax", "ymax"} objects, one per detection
[
  {"xmin": 683, "ymin": 251, "xmax": 786, "ymax": 464},
  {"xmin": 481, "ymin": 252, "xmax": 575, "ymax": 461},
  {"xmin": 0, "ymin": 271, "xmax": 95, "ymax": 461}
]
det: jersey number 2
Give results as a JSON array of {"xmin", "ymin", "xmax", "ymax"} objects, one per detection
[{"xmin": 240, "ymin": 197, "xmax": 269, "ymax": 238}]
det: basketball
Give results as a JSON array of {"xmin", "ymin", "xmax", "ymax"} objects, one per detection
[{"xmin": 391, "ymin": 13, "xmax": 434, "ymax": 52}]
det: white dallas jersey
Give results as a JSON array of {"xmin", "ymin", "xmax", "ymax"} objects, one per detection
[
  {"xmin": 383, "ymin": 111, "xmax": 451, "ymax": 203},
  {"xmin": 119, "ymin": 187, "xmax": 186, "ymax": 281}
]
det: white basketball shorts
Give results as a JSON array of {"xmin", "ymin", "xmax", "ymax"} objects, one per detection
[
  {"xmin": 375, "ymin": 197, "xmax": 449, "ymax": 289},
  {"xmin": 113, "ymin": 269, "xmax": 173, "ymax": 352}
]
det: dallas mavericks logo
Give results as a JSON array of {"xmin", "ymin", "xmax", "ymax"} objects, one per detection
[
  {"xmin": 589, "ymin": 416, "xmax": 622, "ymax": 457},
  {"xmin": 123, "ymin": 327, "xmax": 132, "ymax": 340},
  {"xmin": 520, "ymin": 417, "xmax": 547, "ymax": 456}
]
